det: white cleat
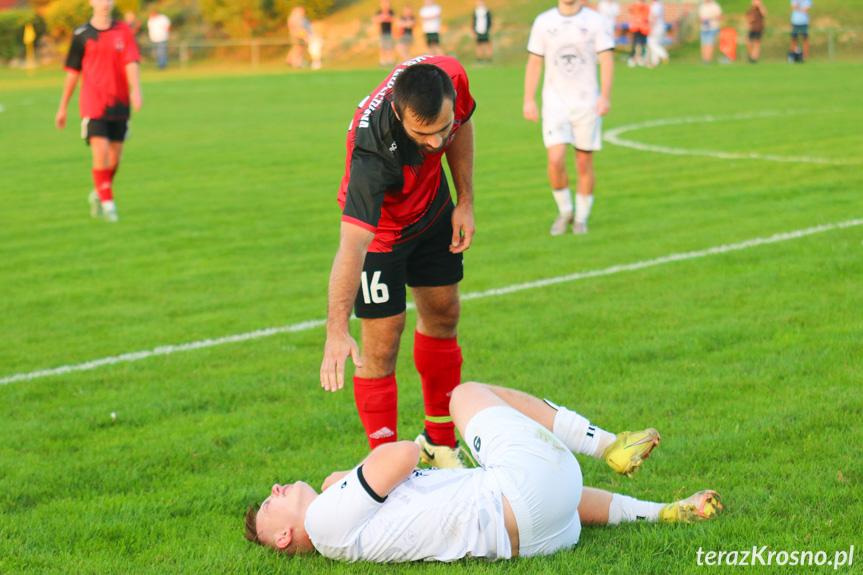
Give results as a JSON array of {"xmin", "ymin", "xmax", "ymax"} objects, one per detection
[
  {"xmin": 89, "ymin": 191, "xmax": 102, "ymax": 218},
  {"xmin": 103, "ymin": 208, "xmax": 119, "ymax": 222},
  {"xmin": 550, "ymin": 212, "xmax": 574, "ymax": 236},
  {"xmin": 573, "ymin": 221, "xmax": 588, "ymax": 234}
]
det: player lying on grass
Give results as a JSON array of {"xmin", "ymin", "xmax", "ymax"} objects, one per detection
[{"xmin": 245, "ymin": 381, "xmax": 721, "ymax": 562}]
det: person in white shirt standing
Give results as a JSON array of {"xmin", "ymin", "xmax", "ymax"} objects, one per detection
[
  {"xmin": 473, "ymin": 0, "xmax": 493, "ymax": 64},
  {"xmin": 647, "ymin": 0, "xmax": 668, "ymax": 66},
  {"xmin": 523, "ymin": 0, "xmax": 615, "ymax": 235},
  {"xmin": 596, "ymin": 0, "xmax": 620, "ymax": 44},
  {"xmin": 146, "ymin": 11, "xmax": 170, "ymax": 70},
  {"xmin": 419, "ymin": 0, "xmax": 444, "ymax": 55}
]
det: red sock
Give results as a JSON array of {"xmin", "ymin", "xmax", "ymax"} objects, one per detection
[
  {"xmin": 414, "ymin": 331, "xmax": 462, "ymax": 448},
  {"xmin": 92, "ymin": 168, "xmax": 113, "ymax": 202},
  {"xmin": 353, "ymin": 374, "xmax": 398, "ymax": 449}
]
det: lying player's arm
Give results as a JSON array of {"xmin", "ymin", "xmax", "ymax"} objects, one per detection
[
  {"xmin": 361, "ymin": 441, "xmax": 421, "ymax": 499},
  {"xmin": 320, "ymin": 221, "xmax": 374, "ymax": 392},
  {"xmin": 523, "ymin": 53, "xmax": 543, "ymax": 122},
  {"xmin": 596, "ymin": 50, "xmax": 614, "ymax": 117},
  {"xmin": 55, "ymin": 71, "xmax": 80, "ymax": 130},
  {"xmin": 126, "ymin": 62, "xmax": 142, "ymax": 112},
  {"xmin": 445, "ymin": 118, "xmax": 475, "ymax": 254}
]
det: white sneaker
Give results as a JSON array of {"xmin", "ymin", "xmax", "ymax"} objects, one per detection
[
  {"xmin": 573, "ymin": 221, "xmax": 588, "ymax": 234},
  {"xmin": 103, "ymin": 208, "xmax": 119, "ymax": 222},
  {"xmin": 550, "ymin": 212, "xmax": 574, "ymax": 236},
  {"xmin": 415, "ymin": 432, "xmax": 471, "ymax": 469},
  {"xmin": 88, "ymin": 191, "xmax": 102, "ymax": 218}
]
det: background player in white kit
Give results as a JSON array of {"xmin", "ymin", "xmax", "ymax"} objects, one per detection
[
  {"xmin": 523, "ymin": 0, "xmax": 615, "ymax": 235},
  {"xmin": 245, "ymin": 381, "xmax": 721, "ymax": 562}
]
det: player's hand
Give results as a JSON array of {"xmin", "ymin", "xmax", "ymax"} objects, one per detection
[
  {"xmin": 320, "ymin": 330, "xmax": 362, "ymax": 392},
  {"xmin": 523, "ymin": 99, "xmax": 539, "ymax": 122},
  {"xmin": 55, "ymin": 108, "xmax": 67, "ymax": 130},
  {"xmin": 130, "ymin": 90, "xmax": 142, "ymax": 112},
  {"xmin": 450, "ymin": 201, "xmax": 475, "ymax": 254},
  {"xmin": 321, "ymin": 470, "xmax": 351, "ymax": 491},
  {"xmin": 595, "ymin": 96, "xmax": 611, "ymax": 117}
]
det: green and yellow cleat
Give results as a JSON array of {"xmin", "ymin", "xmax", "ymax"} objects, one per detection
[
  {"xmin": 601, "ymin": 428, "xmax": 660, "ymax": 477},
  {"xmin": 659, "ymin": 490, "xmax": 723, "ymax": 523},
  {"xmin": 415, "ymin": 431, "xmax": 472, "ymax": 469}
]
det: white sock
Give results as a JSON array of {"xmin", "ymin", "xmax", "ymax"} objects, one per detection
[
  {"xmin": 607, "ymin": 493, "xmax": 664, "ymax": 525},
  {"xmin": 101, "ymin": 200, "xmax": 116, "ymax": 212},
  {"xmin": 574, "ymin": 193, "xmax": 594, "ymax": 224},
  {"xmin": 550, "ymin": 404, "xmax": 617, "ymax": 459},
  {"xmin": 552, "ymin": 187, "xmax": 573, "ymax": 215}
]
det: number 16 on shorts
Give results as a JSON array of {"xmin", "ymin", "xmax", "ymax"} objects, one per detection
[{"xmin": 361, "ymin": 271, "xmax": 390, "ymax": 304}]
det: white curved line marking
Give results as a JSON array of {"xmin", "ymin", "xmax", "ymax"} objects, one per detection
[
  {"xmin": 604, "ymin": 111, "xmax": 860, "ymax": 165},
  {"xmin": 3, "ymin": 218, "xmax": 862, "ymax": 387}
]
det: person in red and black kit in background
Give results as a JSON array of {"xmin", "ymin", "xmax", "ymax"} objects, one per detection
[
  {"xmin": 55, "ymin": 0, "xmax": 142, "ymax": 222},
  {"xmin": 320, "ymin": 56, "xmax": 476, "ymax": 469}
]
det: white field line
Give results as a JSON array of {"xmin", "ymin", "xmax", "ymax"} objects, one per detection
[
  {"xmin": 2, "ymin": 218, "xmax": 862, "ymax": 387},
  {"xmin": 604, "ymin": 111, "xmax": 861, "ymax": 166}
]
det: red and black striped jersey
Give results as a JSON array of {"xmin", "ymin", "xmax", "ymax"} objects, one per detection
[
  {"xmin": 64, "ymin": 21, "xmax": 140, "ymax": 120},
  {"xmin": 338, "ymin": 55, "xmax": 476, "ymax": 253}
]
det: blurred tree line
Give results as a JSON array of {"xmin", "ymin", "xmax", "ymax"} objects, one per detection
[{"xmin": 1, "ymin": 0, "xmax": 343, "ymax": 62}]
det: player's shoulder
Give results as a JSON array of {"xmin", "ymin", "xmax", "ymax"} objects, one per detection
[
  {"xmin": 73, "ymin": 23, "xmax": 90, "ymax": 35},
  {"xmin": 577, "ymin": 6, "xmax": 605, "ymax": 23}
]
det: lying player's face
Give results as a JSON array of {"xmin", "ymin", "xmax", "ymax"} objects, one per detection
[
  {"xmin": 90, "ymin": 0, "xmax": 115, "ymax": 18},
  {"xmin": 400, "ymin": 98, "xmax": 456, "ymax": 155},
  {"xmin": 255, "ymin": 481, "xmax": 318, "ymax": 551}
]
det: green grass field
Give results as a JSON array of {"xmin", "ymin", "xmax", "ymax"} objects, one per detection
[{"xmin": 1, "ymin": 60, "xmax": 862, "ymax": 574}]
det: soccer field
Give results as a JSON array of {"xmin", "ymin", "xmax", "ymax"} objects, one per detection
[{"xmin": 1, "ymin": 61, "xmax": 862, "ymax": 573}]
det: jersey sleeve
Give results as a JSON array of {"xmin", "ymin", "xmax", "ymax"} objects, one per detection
[
  {"xmin": 342, "ymin": 122, "xmax": 403, "ymax": 232},
  {"xmin": 304, "ymin": 466, "xmax": 385, "ymax": 554},
  {"xmin": 64, "ymin": 29, "xmax": 86, "ymax": 72},
  {"xmin": 123, "ymin": 24, "xmax": 141, "ymax": 64},
  {"xmin": 595, "ymin": 15, "xmax": 616, "ymax": 52},
  {"xmin": 526, "ymin": 15, "xmax": 545, "ymax": 56}
]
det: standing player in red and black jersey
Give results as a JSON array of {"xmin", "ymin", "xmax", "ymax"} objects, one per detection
[
  {"xmin": 55, "ymin": 0, "xmax": 142, "ymax": 222},
  {"xmin": 320, "ymin": 56, "xmax": 476, "ymax": 468}
]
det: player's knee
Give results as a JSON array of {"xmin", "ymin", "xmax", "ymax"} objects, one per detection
[
  {"xmin": 576, "ymin": 156, "xmax": 593, "ymax": 175},
  {"xmin": 450, "ymin": 382, "xmax": 479, "ymax": 411}
]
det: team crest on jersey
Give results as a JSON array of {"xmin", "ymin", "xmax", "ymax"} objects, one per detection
[
  {"xmin": 554, "ymin": 45, "xmax": 583, "ymax": 77},
  {"xmin": 115, "ymin": 40, "xmax": 125, "ymax": 51}
]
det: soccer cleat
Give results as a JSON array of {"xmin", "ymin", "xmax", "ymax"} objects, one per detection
[
  {"xmin": 659, "ymin": 490, "xmax": 722, "ymax": 523},
  {"xmin": 88, "ymin": 191, "xmax": 102, "ymax": 218},
  {"xmin": 572, "ymin": 221, "xmax": 588, "ymax": 235},
  {"xmin": 103, "ymin": 208, "xmax": 119, "ymax": 222},
  {"xmin": 415, "ymin": 431, "xmax": 471, "ymax": 469},
  {"xmin": 550, "ymin": 212, "xmax": 574, "ymax": 236},
  {"xmin": 602, "ymin": 428, "xmax": 660, "ymax": 477}
]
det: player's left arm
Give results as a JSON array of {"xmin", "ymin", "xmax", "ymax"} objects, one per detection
[
  {"xmin": 596, "ymin": 50, "xmax": 614, "ymax": 117},
  {"xmin": 361, "ymin": 441, "xmax": 421, "ymax": 499},
  {"xmin": 126, "ymin": 62, "xmax": 142, "ymax": 112},
  {"xmin": 445, "ymin": 117, "xmax": 475, "ymax": 254}
]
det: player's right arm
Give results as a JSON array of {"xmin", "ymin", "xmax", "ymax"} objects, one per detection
[
  {"xmin": 360, "ymin": 441, "xmax": 421, "ymax": 498},
  {"xmin": 523, "ymin": 53, "xmax": 543, "ymax": 122},
  {"xmin": 55, "ymin": 71, "xmax": 80, "ymax": 130},
  {"xmin": 320, "ymin": 221, "xmax": 374, "ymax": 393}
]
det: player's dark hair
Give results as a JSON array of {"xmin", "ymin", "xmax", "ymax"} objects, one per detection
[
  {"xmin": 392, "ymin": 63, "xmax": 456, "ymax": 125},
  {"xmin": 244, "ymin": 504, "xmax": 263, "ymax": 546}
]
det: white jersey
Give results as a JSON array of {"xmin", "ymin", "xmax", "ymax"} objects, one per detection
[
  {"xmin": 527, "ymin": 7, "xmax": 614, "ymax": 111},
  {"xmin": 305, "ymin": 465, "xmax": 511, "ymax": 563},
  {"xmin": 419, "ymin": 4, "xmax": 443, "ymax": 33}
]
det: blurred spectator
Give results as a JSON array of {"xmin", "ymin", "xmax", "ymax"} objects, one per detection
[
  {"xmin": 628, "ymin": 0, "xmax": 649, "ymax": 67},
  {"xmin": 745, "ymin": 0, "xmax": 767, "ymax": 62},
  {"xmin": 287, "ymin": 7, "xmax": 322, "ymax": 69},
  {"xmin": 473, "ymin": 0, "xmax": 492, "ymax": 64},
  {"xmin": 790, "ymin": 0, "xmax": 811, "ymax": 61},
  {"xmin": 419, "ymin": 0, "xmax": 443, "ymax": 55},
  {"xmin": 147, "ymin": 10, "xmax": 171, "ymax": 69},
  {"xmin": 373, "ymin": 0, "xmax": 396, "ymax": 66},
  {"xmin": 124, "ymin": 11, "xmax": 141, "ymax": 36},
  {"xmin": 597, "ymin": 0, "xmax": 621, "ymax": 42},
  {"xmin": 647, "ymin": 0, "xmax": 668, "ymax": 66},
  {"xmin": 396, "ymin": 5, "xmax": 416, "ymax": 61},
  {"xmin": 698, "ymin": 0, "xmax": 722, "ymax": 63}
]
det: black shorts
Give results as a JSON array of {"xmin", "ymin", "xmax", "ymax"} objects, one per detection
[
  {"xmin": 748, "ymin": 30, "xmax": 762, "ymax": 40},
  {"xmin": 425, "ymin": 32, "xmax": 440, "ymax": 46},
  {"xmin": 82, "ymin": 118, "xmax": 129, "ymax": 144},
  {"xmin": 476, "ymin": 33, "xmax": 490, "ymax": 44},
  {"xmin": 633, "ymin": 31, "xmax": 647, "ymax": 46},
  {"xmin": 791, "ymin": 24, "xmax": 808, "ymax": 39},
  {"xmin": 354, "ymin": 201, "xmax": 463, "ymax": 319}
]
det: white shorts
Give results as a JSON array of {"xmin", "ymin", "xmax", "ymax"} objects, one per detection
[
  {"xmin": 542, "ymin": 106, "xmax": 602, "ymax": 151},
  {"xmin": 464, "ymin": 406, "xmax": 582, "ymax": 558}
]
